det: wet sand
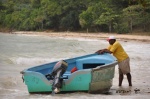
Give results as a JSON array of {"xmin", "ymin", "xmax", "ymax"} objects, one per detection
[{"xmin": 1, "ymin": 32, "xmax": 150, "ymax": 98}]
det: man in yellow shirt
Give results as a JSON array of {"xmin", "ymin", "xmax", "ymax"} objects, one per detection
[{"xmin": 96, "ymin": 36, "xmax": 132, "ymax": 86}]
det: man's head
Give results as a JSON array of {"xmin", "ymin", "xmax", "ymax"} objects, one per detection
[{"xmin": 107, "ymin": 36, "xmax": 116, "ymax": 45}]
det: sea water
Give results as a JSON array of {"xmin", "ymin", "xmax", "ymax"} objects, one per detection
[
  {"xmin": 0, "ymin": 33, "xmax": 105, "ymax": 99},
  {"xmin": 0, "ymin": 33, "xmax": 150, "ymax": 99}
]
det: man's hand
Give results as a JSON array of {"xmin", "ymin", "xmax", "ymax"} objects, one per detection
[
  {"xmin": 95, "ymin": 49, "xmax": 105, "ymax": 54},
  {"xmin": 95, "ymin": 49, "xmax": 112, "ymax": 54}
]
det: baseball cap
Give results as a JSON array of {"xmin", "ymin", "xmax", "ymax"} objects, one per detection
[{"xmin": 107, "ymin": 36, "xmax": 116, "ymax": 41}]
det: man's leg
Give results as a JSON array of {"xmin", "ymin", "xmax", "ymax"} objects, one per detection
[
  {"xmin": 119, "ymin": 74, "xmax": 124, "ymax": 86},
  {"xmin": 126, "ymin": 73, "xmax": 132, "ymax": 86}
]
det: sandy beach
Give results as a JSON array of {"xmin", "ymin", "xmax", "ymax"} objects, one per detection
[
  {"xmin": 0, "ymin": 31, "xmax": 150, "ymax": 99},
  {"xmin": 13, "ymin": 31, "xmax": 150, "ymax": 42}
]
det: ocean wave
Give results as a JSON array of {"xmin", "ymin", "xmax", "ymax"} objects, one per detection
[{"xmin": 10, "ymin": 57, "xmax": 65, "ymax": 65}]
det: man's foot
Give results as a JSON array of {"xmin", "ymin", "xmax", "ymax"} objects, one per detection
[
  {"xmin": 129, "ymin": 84, "xmax": 132, "ymax": 86},
  {"xmin": 119, "ymin": 74, "xmax": 123, "ymax": 87},
  {"xmin": 127, "ymin": 73, "xmax": 132, "ymax": 87}
]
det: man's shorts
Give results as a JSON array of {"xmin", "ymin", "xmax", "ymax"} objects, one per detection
[{"xmin": 118, "ymin": 57, "xmax": 130, "ymax": 74}]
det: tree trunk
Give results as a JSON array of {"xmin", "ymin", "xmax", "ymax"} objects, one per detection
[
  {"xmin": 108, "ymin": 22, "xmax": 112, "ymax": 33},
  {"xmin": 87, "ymin": 28, "xmax": 88, "ymax": 33},
  {"xmin": 41, "ymin": 20, "xmax": 44, "ymax": 30},
  {"xmin": 130, "ymin": 18, "xmax": 133, "ymax": 33}
]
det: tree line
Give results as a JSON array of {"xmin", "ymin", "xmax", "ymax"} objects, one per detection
[{"xmin": 0, "ymin": 0, "xmax": 150, "ymax": 33}]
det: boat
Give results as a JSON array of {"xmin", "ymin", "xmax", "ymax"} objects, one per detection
[{"xmin": 20, "ymin": 53, "xmax": 118, "ymax": 94}]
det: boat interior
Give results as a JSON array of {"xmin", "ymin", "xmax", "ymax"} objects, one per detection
[{"xmin": 26, "ymin": 54, "xmax": 115, "ymax": 80}]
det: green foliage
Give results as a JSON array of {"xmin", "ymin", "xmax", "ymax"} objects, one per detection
[
  {"xmin": 0, "ymin": 0, "xmax": 150, "ymax": 33},
  {"xmin": 113, "ymin": 23, "xmax": 130, "ymax": 34},
  {"xmin": 79, "ymin": 7, "xmax": 93, "ymax": 28},
  {"xmin": 79, "ymin": 1, "xmax": 119, "ymax": 32}
]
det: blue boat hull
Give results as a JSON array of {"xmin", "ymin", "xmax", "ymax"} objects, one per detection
[{"xmin": 21, "ymin": 53, "xmax": 117, "ymax": 93}]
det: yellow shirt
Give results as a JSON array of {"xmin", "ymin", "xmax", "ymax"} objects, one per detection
[{"xmin": 107, "ymin": 41, "xmax": 128, "ymax": 62}]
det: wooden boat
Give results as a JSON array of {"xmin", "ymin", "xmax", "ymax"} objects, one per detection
[{"xmin": 20, "ymin": 53, "xmax": 118, "ymax": 94}]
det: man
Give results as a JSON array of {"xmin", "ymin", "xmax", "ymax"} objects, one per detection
[{"xmin": 96, "ymin": 36, "xmax": 132, "ymax": 86}]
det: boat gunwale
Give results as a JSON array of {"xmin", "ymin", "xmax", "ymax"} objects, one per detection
[
  {"xmin": 92, "ymin": 61, "xmax": 118, "ymax": 71},
  {"xmin": 21, "ymin": 53, "xmax": 98, "ymax": 73},
  {"xmin": 20, "ymin": 53, "xmax": 117, "ymax": 75}
]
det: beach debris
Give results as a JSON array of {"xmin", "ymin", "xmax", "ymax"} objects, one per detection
[
  {"xmin": 116, "ymin": 90, "xmax": 131, "ymax": 93},
  {"xmin": 134, "ymin": 88, "xmax": 140, "ymax": 94}
]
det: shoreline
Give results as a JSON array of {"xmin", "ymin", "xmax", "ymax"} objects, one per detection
[{"xmin": 1, "ymin": 31, "xmax": 150, "ymax": 42}]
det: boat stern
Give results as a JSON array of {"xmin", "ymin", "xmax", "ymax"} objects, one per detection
[{"xmin": 89, "ymin": 61, "xmax": 118, "ymax": 93}]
